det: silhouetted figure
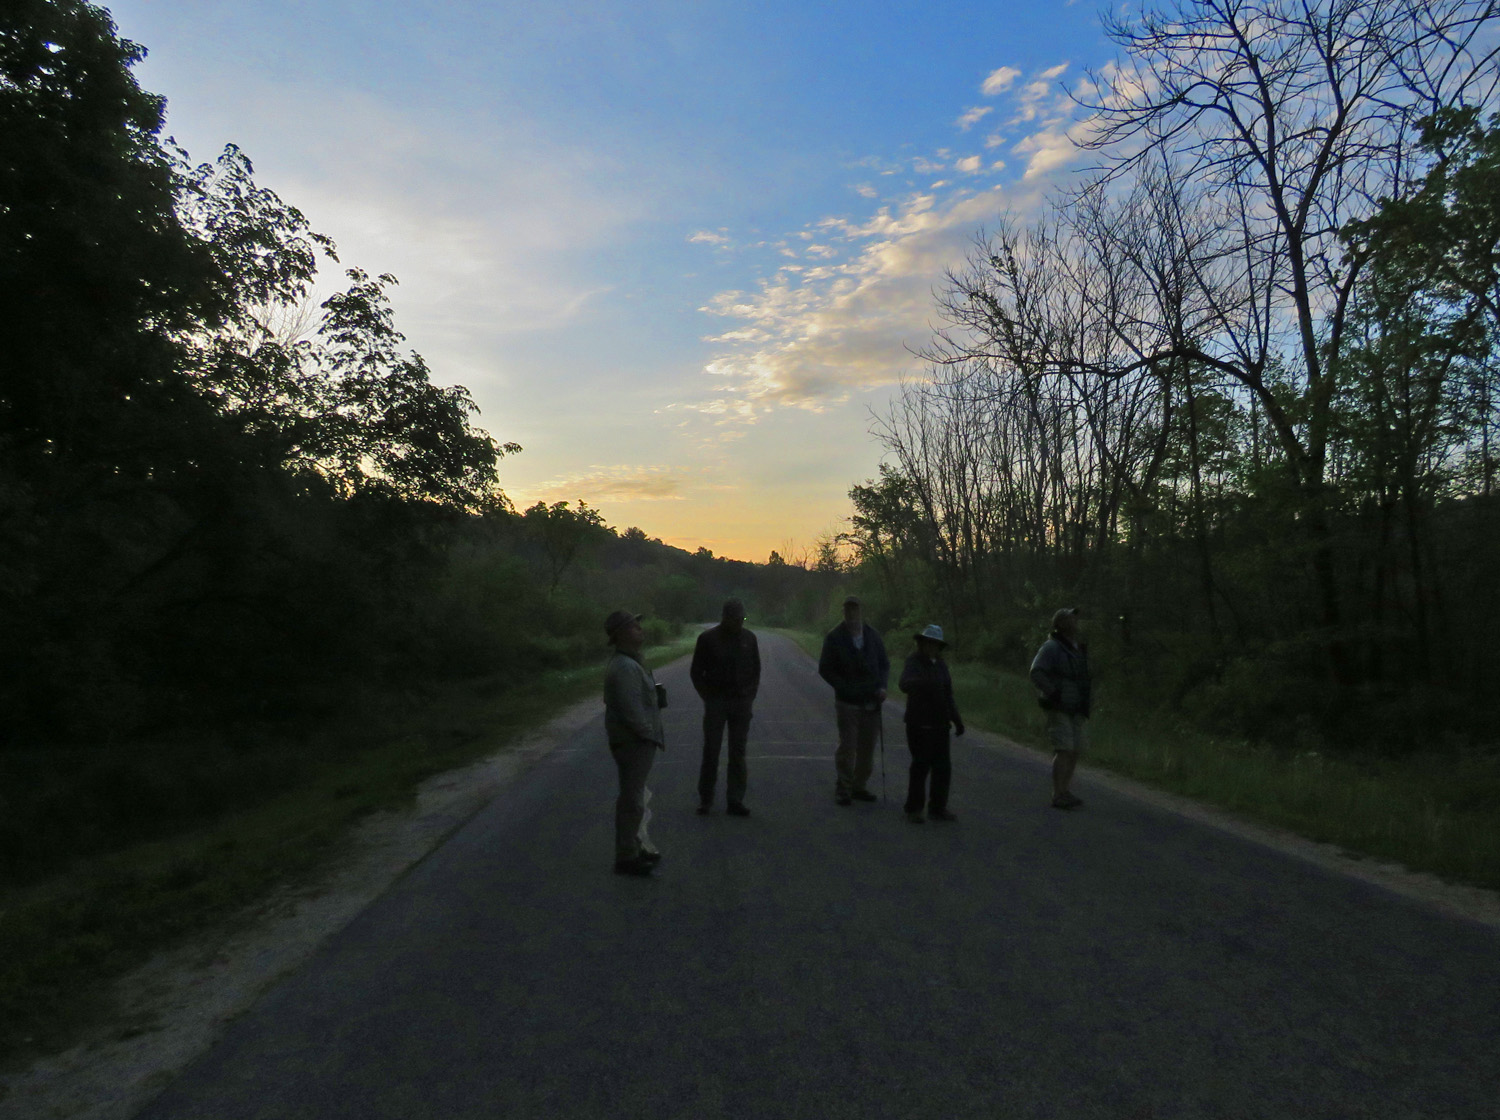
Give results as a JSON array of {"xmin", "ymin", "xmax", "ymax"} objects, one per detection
[
  {"xmin": 1030, "ymin": 607, "xmax": 1091, "ymax": 809},
  {"xmin": 899, "ymin": 624, "xmax": 964, "ymax": 822},
  {"xmin": 690, "ymin": 599, "xmax": 761, "ymax": 816},
  {"xmin": 818, "ymin": 595, "xmax": 889, "ymax": 805},
  {"xmin": 603, "ymin": 610, "xmax": 665, "ymax": 875}
]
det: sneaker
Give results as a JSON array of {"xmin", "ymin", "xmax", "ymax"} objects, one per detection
[
  {"xmin": 613, "ymin": 855, "xmax": 655, "ymax": 876},
  {"xmin": 928, "ymin": 808, "xmax": 957, "ymax": 822},
  {"xmin": 696, "ymin": 803, "xmax": 712, "ymax": 815},
  {"xmin": 851, "ymin": 789, "xmax": 878, "ymax": 802},
  {"xmin": 640, "ymin": 850, "xmax": 662, "ymax": 864},
  {"xmin": 905, "ymin": 810, "xmax": 926, "ymax": 823},
  {"xmin": 727, "ymin": 803, "xmax": 751, "ymax": 817},
  {"xmin": 1051, "ymin": 793, "xmax": 1083, "ymax": 810},
  {"xmin": 836, "ymin": 792, "xmax": 853, "ymax": 806}
]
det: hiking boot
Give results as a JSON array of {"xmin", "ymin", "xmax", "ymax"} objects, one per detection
[
  {"xmin": 836, "ymin": 792, "xmax": 853, "ymax": 806},
  {"xmin": 640, "ymin": 850, "xmax": 662, "ymax": 864},
  {"xmin": 613, "ymin": 856, "xmax": 655, "ymax": 876},
  {"xmin": 906, "ymin": 810, "xmax": 926, "ymax": 823},
  {"xmin": 928, "ymin": 808, "xmax": 957, "ymax": 822},
  {"xmin": 1051, "ymin": 793, "xmax": 1083, "ymax": 810},
  {"xmin": 696, "ymin": 803, "xmax": 712, "ymax": 815},
  {"xmin": 851, "ymin": 789, "xmax": 878, "ymax": 802},
  {"xmin": 727, "ymin": 803, "xmax": 751, "ymax": 817}
]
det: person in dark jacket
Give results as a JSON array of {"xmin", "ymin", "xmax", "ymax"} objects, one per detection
[
  {"xmin": 899, "ymin": 623, "xmax": 965, "ymax": 822},
  {"xmin": 690, "ymin": 599, "xmax": 761, "ymax": 816},
  {"xmin": 818, "ymin": 595, "xmax": 889, "ymax": 805},
  {"xmin": 1029, "ymin": 606, "xmax": 1091, "ymax": 809}
]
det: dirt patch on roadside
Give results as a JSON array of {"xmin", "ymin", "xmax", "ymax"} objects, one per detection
[{"xmin": 0, "ymin": 694, "xmax": 601, "ymax": 1120}]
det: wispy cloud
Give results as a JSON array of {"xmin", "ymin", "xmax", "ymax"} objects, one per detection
[
  {"xmin": 1013, "ymin": 65, "xmax": 1069, "ymax": 123},
  {"xmin": 197, "ymin": 82, "xmax": 648, "ymax": 407},
  {"xmin": 536, "ymin": 464, "xmax": 690, "ymax": 503},
  {"xmin": 956, "ymin": 105, "xmax": 993, "ymax": 130},
  {"xmin": 688, "ymin": 181, "xmax": 1050, "ymax": 417},
  {"xmin": 689, "ymin": 229, "xmax": 732, "ymax": 246},
  {"xmin": 684, "ymin": 62, "xmax": 1095, "ymax": 422},
  {"xmin": 981, "ymin": 66, "xmax": 1022, "ymax": 95}
]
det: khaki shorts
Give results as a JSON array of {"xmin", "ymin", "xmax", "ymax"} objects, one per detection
[{"xmin": 1046, "ymin": 709, "xmax": 1088, "ymax": 754}]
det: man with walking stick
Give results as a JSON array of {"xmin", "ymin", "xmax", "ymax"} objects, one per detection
[{"xmin": 818, "ymin": 595, "xmax": 889, "ymax": 806}]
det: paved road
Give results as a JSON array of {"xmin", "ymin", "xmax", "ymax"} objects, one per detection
[{"xmin": 135, "ymin": 634, "xmax": 1499, "ymax": 1120}]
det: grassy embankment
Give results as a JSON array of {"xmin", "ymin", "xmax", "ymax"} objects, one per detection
[
  {"xmin": 0, "ymin": 634, "xmax": 697, "ymax": 1066},
  {"xmin": 779, "ymin": 629, "xmax": 1500, "ymax": 893}
]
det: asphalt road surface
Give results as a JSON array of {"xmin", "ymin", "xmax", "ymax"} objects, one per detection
[{"xmin": 134, "ymin": 634, "xmax": 1500, "ymax": 1120}]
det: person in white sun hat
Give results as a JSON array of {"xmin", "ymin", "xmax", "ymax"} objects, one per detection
[{"xmin": 898, "ymin": 623, "xmax": 964, "ymax": 823}]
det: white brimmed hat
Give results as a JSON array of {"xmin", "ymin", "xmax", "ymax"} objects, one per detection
[{"xmin": 914, "ymin": 623, "xmax": 946, "ymax": 646}]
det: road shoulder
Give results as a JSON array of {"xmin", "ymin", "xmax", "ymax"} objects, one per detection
[
  {"xmin": 0, "ymin": 694, "xmax": 601, "ymax": 1120},
  {"xmin": 966, "ymin": 727, "xmax": 1500, "ymax": 931}
]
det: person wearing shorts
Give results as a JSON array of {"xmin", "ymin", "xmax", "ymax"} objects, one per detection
[{"xmin": 1030, "ymin": 607, "xmax": 1091, "ymax": 809}]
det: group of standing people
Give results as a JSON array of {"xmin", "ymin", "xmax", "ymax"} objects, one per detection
[{"xmin": 601, "ymin": 597, "xmax": 1092, "ymax": 876}]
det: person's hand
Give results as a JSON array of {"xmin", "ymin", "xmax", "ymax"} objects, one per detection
[{"xmin": 954, "ymin": 721, "xmax": 966, "ymax": 736}]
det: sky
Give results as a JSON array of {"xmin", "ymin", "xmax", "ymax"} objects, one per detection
[{"xmin": 104, "ymin": 0, "xmax": 1117, "ymax": 562}]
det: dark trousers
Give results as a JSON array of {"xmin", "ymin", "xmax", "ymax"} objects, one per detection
[
  {"xmin": 904, "ymin": 724, "xmax": 951, "ymax": 813},
  {"xmin": 699, "ymin": 696, "xmax": 752, "ymax": 806}
]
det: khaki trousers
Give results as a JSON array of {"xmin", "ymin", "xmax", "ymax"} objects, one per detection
[
  {"xmin": 610, "ymin": 738, "xmax": 658, "ymax": 863},
  {"xmin": 834, "ymin": 700, "xmax": 880, "ymax": 796}
]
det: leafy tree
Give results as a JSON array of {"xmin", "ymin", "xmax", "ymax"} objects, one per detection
[
  {"xmin": 523, "ymin": 499, "xmax": 606, "ymax": 593},
  {"xmin": 1, "ymin": 0, "xmax": 235, "ymax": 529}
]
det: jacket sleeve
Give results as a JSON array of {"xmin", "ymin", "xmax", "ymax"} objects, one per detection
[
  {"xmin": 898, "ymin": 654, "xmax": 921, "ymax": 694},
  {"xmin": 945, "ymin": 666, "xmax": 963, "ymax": 726},
  {"xmin": 605, "ymin": 658, "xmax": 660, "ymax": 743},
  {"xmin": 1029, "ymin": 642, "xmax": 1061, "ymax": 700},
  {"xmin": 747, "ymin": 632, "xmax": 761, "ymax": 700},
  {"xmin": 689, "ymin": 632, "xmax": 710, "ymax": 696},
  {"xmin": 817, "ymin": 633, "xmax": 840, "ymax": 688}
]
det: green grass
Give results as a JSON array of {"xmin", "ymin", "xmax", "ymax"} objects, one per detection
[
  {"xmin": 775, "ymin": 627, "xmax": 1500, "ymax": 893},
  {"xmin": 949, "ymin": 661, "xmax": 1500, "ymax": 893},
  {"xmin": 770, "ymin": 627, "xmax": 825, "ymax": 661},
  {"xmin": 0, "ymin": 634, "xmax": 697, "ymax": 1067}
]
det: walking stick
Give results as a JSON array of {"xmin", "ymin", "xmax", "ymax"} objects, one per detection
[{"xmin": 878, "ymin": 705, "xmax": 886, "ymax": 804}]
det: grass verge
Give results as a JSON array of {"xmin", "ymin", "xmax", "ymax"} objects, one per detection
[
  {"xmin": 951, "ymin": 661, "xmax": 1500, "ymax": 893},
  {"xmin": 775, "ymin": 626, "xmax": 1500, "ymax": 893},
  {"xmin": 0, "ymin": 635, "xmax": 696, "ymax": 1067}
]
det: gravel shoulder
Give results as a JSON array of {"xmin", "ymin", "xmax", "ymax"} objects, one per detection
[{"xmin": 1, "ymin": 694, "xmax": 601, "ymax": 1120}]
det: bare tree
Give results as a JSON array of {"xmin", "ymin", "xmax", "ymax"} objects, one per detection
[{"xmin": 1065, "ymin": 0, "xmax": 1500, "ymax": 678}]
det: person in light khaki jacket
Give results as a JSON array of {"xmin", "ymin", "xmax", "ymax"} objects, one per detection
[{"xmin": 603, "ymin": 610, "xmax": 665, "ymax": 875}]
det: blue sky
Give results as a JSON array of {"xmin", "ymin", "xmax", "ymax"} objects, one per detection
[{"xmin": 107, "ymin": 0, "xmax": 1115, "ymax": 560}]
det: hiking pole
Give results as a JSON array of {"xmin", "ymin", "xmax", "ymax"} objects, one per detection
[{"xmin": 878, "ymin": 705, "xmax": 886, "ymax": 804}]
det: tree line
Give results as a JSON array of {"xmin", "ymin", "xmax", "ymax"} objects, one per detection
[
  {"xmin": 0, "ymin": 5, "xmax": 833, "ymax": 771},
  {"xmin": 843, "ymin": 0, "xmax": 1500, "ymax": 753}
]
